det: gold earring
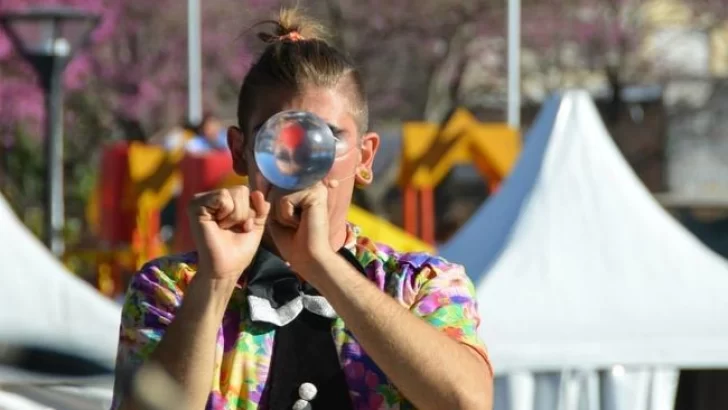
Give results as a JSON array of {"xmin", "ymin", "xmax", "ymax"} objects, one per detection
[{"xmin": 355, "ymin": 169, "xmax": 370, "ymax": 189}]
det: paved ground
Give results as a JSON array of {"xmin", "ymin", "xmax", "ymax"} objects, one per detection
[
  {"xmin": 0, "ymin": 385, "xmax": 112, "ymax": 410},
  {"xmin": 0, "ymin": 366, "xmax": 113, "ymax": 410}
]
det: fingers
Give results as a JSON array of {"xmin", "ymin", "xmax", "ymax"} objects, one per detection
[
  {"xmin": 189, "ymin": 186, "xmax": 270, "ymax": 232},
  {"xmin": 268, "ymin": 182, "xmax": 329, "ymax": 228},
  {"xmin": 218, "ymin": 187, "xmax": 250, "ymax": 230},
  {"xmin": 189, "ymin": 189, "xmax": 235, "ymax": 221},
  {"xmin": 267, "ymin": 188, "xmax": 298, "ymax": 229},
  {"xmin": 250, "ymin": 191, "xmax": 271, "ymax": 229}
]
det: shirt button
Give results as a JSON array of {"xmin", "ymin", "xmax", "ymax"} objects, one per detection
[
  {"xmin": 298, "ymin": 382, "xmax": 318, "ymax": 401},
  {"xmin": 292, "ymin": 398, "xmax": 312, "ymax": 410}
]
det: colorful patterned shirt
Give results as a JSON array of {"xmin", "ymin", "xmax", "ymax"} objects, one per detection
[{"xmin": 112, "ymin": 224, "xmax": 491, "ymax": 410}]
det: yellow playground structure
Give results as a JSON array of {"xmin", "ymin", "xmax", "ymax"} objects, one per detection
[{"xmin": 399, "ymin": 108, "xmax": 521, "ymax": 244}]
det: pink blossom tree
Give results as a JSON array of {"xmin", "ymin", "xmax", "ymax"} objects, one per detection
[
  {"xmin": 0, "ymin": 0, "xmax": 274, "ymax": 140},
  {"xmin": 0, "ymin": 0, "xmax": 275, "ymax": 224}
]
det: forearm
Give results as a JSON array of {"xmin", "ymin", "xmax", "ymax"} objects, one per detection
[
  {"xmin": 120, "ymin": 275, "xmax": 235, "ymax": 410},
  {"xmin": 306, "ymin": 253, "xmax": 491, "ymax": 410}
]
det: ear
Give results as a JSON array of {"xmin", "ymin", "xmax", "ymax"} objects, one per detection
[
  {"xmin": 355, "ymin": 132, "xmax": 380, "ymax": 187},
  {"xmin": 227, "ymin": 126, "xmax": 248, "ymax": 176}
]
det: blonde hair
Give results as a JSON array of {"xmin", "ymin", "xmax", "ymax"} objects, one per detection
[{"xmin": 237, "ymin": 8, "xmax": 368, "ymax": 134}]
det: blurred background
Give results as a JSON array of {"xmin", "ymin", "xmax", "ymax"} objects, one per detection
[{"xmin": 2, "ymin": 0, "xmax": 728, "ymax": 409}]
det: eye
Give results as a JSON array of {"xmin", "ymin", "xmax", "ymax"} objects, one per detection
[{"xmin": 329, "ymin": 127, "xmax": 350, "ymax": 156}]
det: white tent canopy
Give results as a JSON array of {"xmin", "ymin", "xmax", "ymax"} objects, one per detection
[
  {"xmin": 441, "ymin": 91, "xmax": 728, "ymax": 373},
  {"xmin": 0, "ymin": 194, "xmax": 121, "ymax": 370}
]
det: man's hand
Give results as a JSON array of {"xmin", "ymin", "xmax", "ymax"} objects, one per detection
[
  {"xmin": 116, "ymin": 186, "xmax": 272, "ymax": 410},
  {"xmin": 188, "ymin": 186, "xmax": 271, "ymax": 279},
  {"xmin": 266, "ymin": 180, "xmax": 335, "ymax": 274}
]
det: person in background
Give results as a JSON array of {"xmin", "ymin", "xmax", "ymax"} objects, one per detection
[
  {"xmin": 112, "ymin": 7, "xmax": 493, "ymax": 410},
  {"xmin": 159, "ymin": 119, "xmax": 195, "ymax": 152},
  {"xmin": 185, "ymin": 114, "xmax": 229, "ymax": 154}
]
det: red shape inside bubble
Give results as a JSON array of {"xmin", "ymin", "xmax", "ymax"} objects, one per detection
[{"xmin": 279, "ymin": 122, "xmax": 305, "ymax": 150}]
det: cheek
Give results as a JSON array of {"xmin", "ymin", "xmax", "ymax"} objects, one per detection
[
  {"xmin": 325, "ymin": 149, "xmax": 357, "ymax": 221},
  {"xmin": 327, "ymin": 148, "xmax": 359, "ymax": 179},
  {"xmin": 253, "ymin": 173, "xmax": 269, "ymax": 191},
  {"xmin": 247, "ymin": 161, "xmax": 271, "ymax": 194}
]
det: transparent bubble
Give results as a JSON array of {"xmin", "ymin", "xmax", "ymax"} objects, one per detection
[{"xmin": 254, "ymin": 111, "xmax": 337, "ymax": 191}]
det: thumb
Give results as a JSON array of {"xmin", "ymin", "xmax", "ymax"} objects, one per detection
[
  {"xmin": 248, "ymin": 190, "xmax": 270, "ymax": 233},
  {"xmin": 302, "ymin": 181, "xmax": 330, "ymax": 221}
]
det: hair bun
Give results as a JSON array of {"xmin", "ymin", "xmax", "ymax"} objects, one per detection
[{"xmin": 256, "ymin": 7, "xmax": 330, "ymax": 45}]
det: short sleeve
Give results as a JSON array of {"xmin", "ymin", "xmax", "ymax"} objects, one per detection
[
  {"xmin": 111, "ymin": 255, "xmax": 195, "ymax": 409},
  {"xmin": 409, "ymin": 261, "xmax": 493, "ymax": 376}
]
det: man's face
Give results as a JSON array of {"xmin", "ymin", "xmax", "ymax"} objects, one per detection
[{"xmin": 227, "ymin": 85, "xmax": 379, "ymax": 242}]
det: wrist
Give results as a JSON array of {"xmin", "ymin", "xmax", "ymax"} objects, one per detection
[
  {"xmin": 286, "ymin": 244, "xmax": 330, "ymax": 270},
  {"xmin": 297, "ymin": 249, "xmax": 346, "ymax": 290},
  {"xmin": 186, "ymin": 274, "xmax": 238, "ymax": 316}
]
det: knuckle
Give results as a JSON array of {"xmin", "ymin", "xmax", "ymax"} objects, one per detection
[
  {"xmin": 312, "ymin": 184, "xmax": 326, "ymax": 196},
  {"xmin": 230, "ymin": 185, "xmax": 249, "ymax": 195},
  {"xmin": 187, "ymin": 194, "xmax": 206, "ymax": 212},
  {"xmin": 219, "ymin": 190, "xmax": 233, "ymax": 204}
]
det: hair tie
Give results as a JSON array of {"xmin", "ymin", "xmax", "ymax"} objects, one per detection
[{"xmin": 280, "ymin": 31, "xmax": 304, "ymax": 42}]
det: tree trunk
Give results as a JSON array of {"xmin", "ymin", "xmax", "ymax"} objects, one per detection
[{"xmin": 423, "ymin": 24, "xmax": 475, "ymax": 123}]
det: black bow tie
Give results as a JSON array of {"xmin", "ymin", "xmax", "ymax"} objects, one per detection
[{"xmin": 244, "ymin": 247, "xmax": 364, "ymax": 326}]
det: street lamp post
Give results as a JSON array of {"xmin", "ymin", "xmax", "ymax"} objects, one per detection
[
  {"xmin": 0, "ymin": 7, "xmax": 100, "ymax": 257},
  {"xmin": 507, "ymin": 0, "xmax": 521, "ymax": 129},
  {"xmin": 187, "ymin": 0, "xmax": 202, "ymax": 125}
]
